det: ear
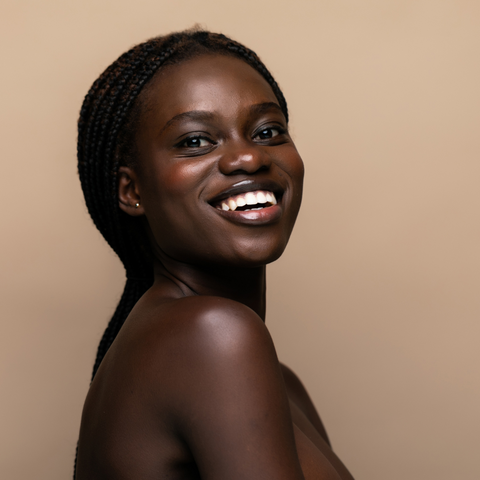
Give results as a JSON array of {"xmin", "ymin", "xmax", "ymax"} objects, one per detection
[{"xmin": 118, "ymin": 166, "xmax": 145, "ymax": 216}]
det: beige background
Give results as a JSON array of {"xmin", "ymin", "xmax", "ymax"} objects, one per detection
[{"xmin": 1, "ymin": 1, "xmax": 479, "ymax": 479}]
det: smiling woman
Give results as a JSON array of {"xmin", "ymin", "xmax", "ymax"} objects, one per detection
[{"xmin": 75, "ymin": 29, "xmax": 354, "ymax": 480}]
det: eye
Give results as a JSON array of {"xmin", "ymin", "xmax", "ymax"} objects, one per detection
[
  {"xmin": 178, "ymin": 136, "xmax": 212, "ymax": 148},
  {"xmin": 254, "ymin": 126, "xmax": 284, "ymax": 141}
]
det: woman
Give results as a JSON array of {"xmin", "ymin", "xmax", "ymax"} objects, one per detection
[{"xmin": 75, "ymin": 29, "xmax": 354, "ymax": 480}]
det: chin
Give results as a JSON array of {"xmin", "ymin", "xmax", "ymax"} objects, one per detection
[{"xmin": 225, "ymin": 240, "xmax": 289, "ymax": 268}]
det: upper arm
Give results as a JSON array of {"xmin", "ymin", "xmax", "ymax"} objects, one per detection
[{"xmin": 157, "ymin": 297, "xmax": 306, "ymax": 480}]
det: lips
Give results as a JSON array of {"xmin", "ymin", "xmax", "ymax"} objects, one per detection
[
  {"xmin": 208, "ymin": 180, "xmax": 283, "ymax": 207},
  {"xmin": 215, "ymin": 190, "xmax": 278, "ymax": 212},
  {"xmin": 207, "ymin": 180, "xmax": 285, "ymax": 225}
]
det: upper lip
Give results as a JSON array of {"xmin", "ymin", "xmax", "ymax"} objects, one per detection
[{"xmin": 207, "ymin": 180, "xmax": 285, "ymax": 206}]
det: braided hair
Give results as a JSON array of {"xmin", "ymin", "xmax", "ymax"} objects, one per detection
[{"xmin": 77, "ymin": 28, "xmax": 289, "ymax": 382}]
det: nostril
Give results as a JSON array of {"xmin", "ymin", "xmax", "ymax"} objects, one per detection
[
  {"xmin": 219, "ymin": 156, "xmax": 271, "ymax": 175},
  {"xmin": 218, "ymin": 143, "xmax": 272, "ymax": 175},
  {"xmin": 225, "ymin": 164, "xmax": 269, "ymax": 176}
]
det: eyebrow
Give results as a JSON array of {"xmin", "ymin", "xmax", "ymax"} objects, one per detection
[
  {"xmin": 248, "ymin": 102, "xmax": 284, "ymax": 118},
  {"xmin": 159, "ymin": 102, "xmax": 285, "ymax": 136},
  {"xmin": 159, "ymin": 110, "xmax": 216, "ymax": 136}
]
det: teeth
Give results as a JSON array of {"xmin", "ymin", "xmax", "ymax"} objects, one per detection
[
  {"xmin": 245, "ymin": 192, "xmax": 257, "ymax": 205},
  {"xmin": 236, "ymin": 197, "xmax": 246, "ymax": 207},
  {"xmin": 228, "ymin": 199, "xmax": 237, "ymax": 211},
  {"xmin": 215, "ymin": 190, "xmax": 278, "ymax": 212},
  {"xmin": 256, "ymin": 191, "xmax": 267, "ymax": 204}
]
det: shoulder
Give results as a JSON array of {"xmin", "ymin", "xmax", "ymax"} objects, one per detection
[
  {"xmin": 120, "ymin": 295, "xmax": 280, "ymax": 395},
  {"xmin": 167, "ymin": 295, "xmax": 273, "ymax": 354},
  {"xmin": 155, "ymin": 295, "xmax": 279, "ymax": 380},
  {"xmin": 126, "ymin": 294, "xmax": 273, "ymax": 355},
  {"xmin": 142, "ymin": 297, "xmax": 305, "ymax": 478},
  {"xmin": 95, "ymin": 297, "xmax": 309, "ymax": 478}
]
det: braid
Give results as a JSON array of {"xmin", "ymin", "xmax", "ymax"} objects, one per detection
[
  {"xmin": 90, "ymin": 278, "xmax": 151, "ymax": 379},
  {"xmin": 75, "ymin": 27, "xmax": 289, "ymax": 477}
]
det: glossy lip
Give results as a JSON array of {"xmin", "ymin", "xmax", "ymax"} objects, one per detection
[
  {"xmin": 207, "ymin": 179, "xmax": 284, "ymax": 206},
  {"xmin": 213, "ymin": 202, "xmax": 283, "ymax": 225},
  {"xmin": 207, "ymin": 179, "xmax": 285, "ymax": 226}
]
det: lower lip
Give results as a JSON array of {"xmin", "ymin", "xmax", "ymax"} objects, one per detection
[{"xmin": 213, "ymin": 204, "xmax": 282, "ymax": 225}]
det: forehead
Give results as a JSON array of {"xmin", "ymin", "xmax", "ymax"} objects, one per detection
[{"xmin": 141, "ymin": 54, "xmax": 280, "ymax": 126}]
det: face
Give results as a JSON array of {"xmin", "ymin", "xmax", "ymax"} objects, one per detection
[{"xmin": 119, "ymin": 54, "xmax": 304, "ymax": 268}]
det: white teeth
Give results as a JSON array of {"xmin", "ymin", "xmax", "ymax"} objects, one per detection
[
  {"xmin": 245, "ymin": 192, "xmax": 257, "ymax": 205},
  {"xmin": 228, "ymin": 199, "xmax": 237, "ymax": 211},
  {"xmin": 215, "ymin": 190, "xmax": 278, "ymax": 212},
  {"xmin": 256, "ymin": 191, "xmax": 267, "ymax": 204}
]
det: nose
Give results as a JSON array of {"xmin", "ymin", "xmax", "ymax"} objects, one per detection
[{"xmin": 218, "ymin": 140, "xmax": 271, "ymax": 175}]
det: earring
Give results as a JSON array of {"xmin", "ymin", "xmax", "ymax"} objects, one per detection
[{"xmin": 134, "ymin": 202, "xmax": 140, "ymax": 208}]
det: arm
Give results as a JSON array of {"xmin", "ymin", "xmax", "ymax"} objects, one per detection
[{"xmin": 155, "ymin": 296, "xmax": 341, "ymax": 480}]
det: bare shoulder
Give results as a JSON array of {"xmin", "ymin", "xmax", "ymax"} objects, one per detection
[
  {"xmin": 122, "ymin": 295, "xmax": 307, "ymax": 479},
  {"xmin": 281, "ymin": 363, "xmax": 331, "ymax": 446},
  {"xmin": 124, "ymin": 294, "xmax": 276, "ymax": 362},
  {"xmin": 148, "ymin": 295, "xmax": 281, "ymax": 387},
  {"xmin": 84, "ymin": 296, "xmax": 348, "ymax": 479},
  {"xmin": 160, "ymin": 295, "xmax": 273, "ymax": 346},
  {"xmin": 114, "ymin": 294, "xmax": 283, "ymax": 404}
]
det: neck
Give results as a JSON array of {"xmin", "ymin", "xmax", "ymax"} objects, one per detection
[{"xmin": 153, "ymin": 256, "xmax": 267, "ymax": 321}]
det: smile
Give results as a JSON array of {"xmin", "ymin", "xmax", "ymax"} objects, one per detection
[{"xmin": 214, "ymin": 190, "xmax": 277, "ymax": 212}]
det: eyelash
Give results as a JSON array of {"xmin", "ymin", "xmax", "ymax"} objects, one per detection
[
  {"xmin": 176, "ymin": 135, "xmax": 215, "ymax": 149},
  {"xmin": 253, "ymin": 126, "xmax": 286, "ymax": 141},
  {"xmin": 175, "ymin": 125, "xmax": 287, "ymax": 151}
]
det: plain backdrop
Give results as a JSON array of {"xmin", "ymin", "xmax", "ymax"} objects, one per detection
[{"xmin": 1, "ymin": 1, "xmax": 479, "ymax": 479}]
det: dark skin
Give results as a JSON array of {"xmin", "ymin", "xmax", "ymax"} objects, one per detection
[{"xmin": 76, "ymin": 54, "xmax": 355, "ymax": 480}]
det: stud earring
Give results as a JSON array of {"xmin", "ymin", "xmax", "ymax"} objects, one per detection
[{"xmin": 135, "ymin": 202, "xmax": 140, "ymax": 208}]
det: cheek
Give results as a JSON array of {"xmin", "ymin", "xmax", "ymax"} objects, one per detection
[
  {"xmin": 148, "ymin": 161, "xmax": 210, "ymax": 200},
  {"xmin": 290, "ymin": 148, "xmax": 305, "ymax": 181},
  {"xmin": 283, "ymin": 148, "xmax": 305, "ymax": 200},
  {"xmin": 278, "ymin": 144, "xmax": 304, "ymax": 177},
  {"xmin": 140, "ymin": 162, "xmax": 209, "ymax": 245},
  {"xmin": 293, "ymin": 162, "xmax": 305, "ymax": 195}
]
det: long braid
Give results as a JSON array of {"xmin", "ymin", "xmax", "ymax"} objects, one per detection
[
  {"xmin": 75, "ymin": 28, "xmax": 289, "ymax": 477},
  {"xmin": 79, "ymin": 44, "xmax": 180, "ymax": 381},
  {"xmin": 90, "ymin": 278, "xmax": 151, "ymax": 379}
]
